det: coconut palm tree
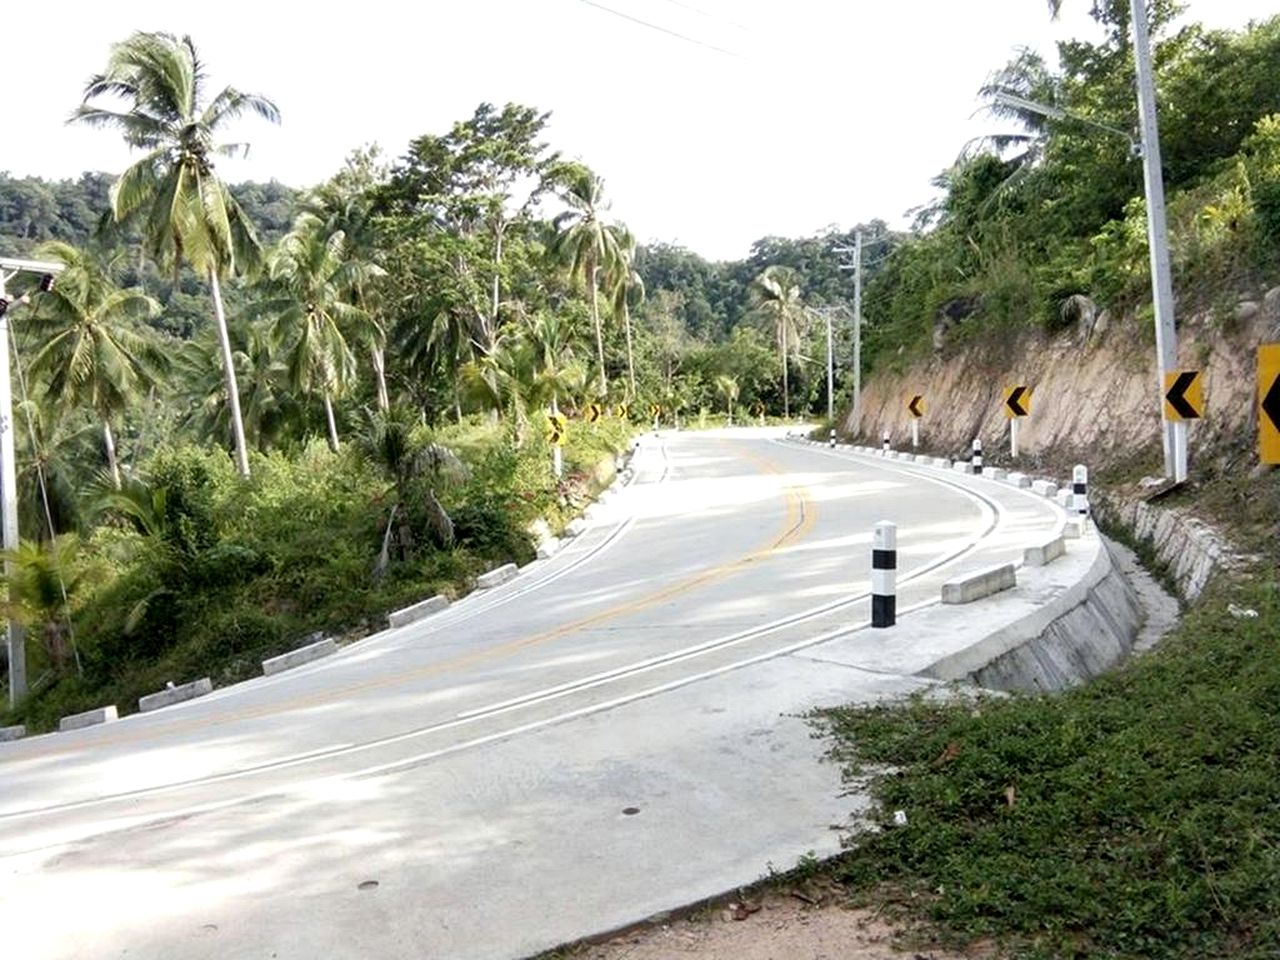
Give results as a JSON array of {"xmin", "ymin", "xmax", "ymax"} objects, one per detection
[
  {"xmin": 0, "ymin": 536, "xmax": 84, "ymax": 676},
  {"xmin": 552, "ymin": 166, "xmax": 626, "ymax": 396},
  {"xmin": 714, "ymin": 374, "xmax": 740, "ymax": 424},
  {"xmin": 260, "ymin": 214, "xmax": 382, "ymax": 451},
  {"xmin": 72, "ymin": 31, "xmax": 280, "ymax": 478},
  {"xmin": 607, "ymin": 227, "xmax": 644, "ymax": 401},
  {"xmin": 750, "ymin": 266, "xmax": 809, "ymax": 419},
  {"xmin": 26, "ymin": 242, "xmax": 166, "ymax": 488}
]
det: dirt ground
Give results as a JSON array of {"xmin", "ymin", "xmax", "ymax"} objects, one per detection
[{"xmin": 559, "ymin": 888, "xmax": 989, "ymax": 960}]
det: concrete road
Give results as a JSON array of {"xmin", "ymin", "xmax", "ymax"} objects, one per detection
[{"xmin": 0, "ymin": 429, "xmax": 1064, "ymax": 960}]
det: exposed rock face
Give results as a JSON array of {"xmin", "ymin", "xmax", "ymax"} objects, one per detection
[
  {"xmin": 843, "ymin": 305, "xmax": 1273, "ymax": 463},
  {"xmin": 932, "ymin": 296, "xmax": 982, "ymax": 350},
  {"xmin": 1060, "ymin": 294, "xmax": 1099, "ymax": 345}
]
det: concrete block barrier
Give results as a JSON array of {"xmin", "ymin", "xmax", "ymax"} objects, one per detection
[
  {"xmin": 262, "ymin": 637, "xmax": 337, "ymax": 676},
  {"xmin": 942, "ymin": 563, "xmax": 1017, "ymax": 604},
  {"xmin": 986, "ymin": 467, "xmax": 1008, "ymax": 481},
  {"xmin": 1063, "ymin": 518, "xmax": 1087, "ymax": 539},
  {"xmin": 1023, "ymin": 536, "xmax": 1066, "ymax": 567},
  {"xmin": 1055, "ymin": 489, "xmax": 1074, "ymax": 509},
  {"xmin": 476, "ymin": 563, "xmax": 518, "ymax": 590},
  {"xmin": 1032, "ymin": 479, "xmax": 1060, "ymax": 498},
  {"xmin": 564, "ymin": 518, "xmax": 586, "ymax": 538},
  {"xmin": 953, "ymin": 461, "xmax": 975, "ymax": 475},
  {"xmin": 1006, "ymin": 472, "xmax": 1031, "ymax": 488},
  {"xmin": 0, "ymin": 725, "xmax": 25, "ymax": 742},
  {"xmin": 536, "ymin": 537, "xmax": 562, "ymax": 560},
  {"xmin": 138, "ymin": 677, "xmax": 213, "ymax": 713},
  {"xmin": 388, "ymin": 595, "xmax": 450, "ymax": 629},
  {"xmin": 59, "ymin": 705, "xmax": 119, "ymax": 732}
]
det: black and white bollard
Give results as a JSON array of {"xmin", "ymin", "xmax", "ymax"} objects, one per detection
[
  {"xmin": 1072, "ymin": 464, "xmax": 1089, "ymax": 518},
  {"xmin": 872, "ymin": 521, "xmax": 897, "ymax": 628},
  {"xmin": 972, "ymin": 438, "xmax": 983, "ymax": 475},
  {"xmin": 882, "ymin": 430, "xmax": 891, "ymax": 455},
  {"xmin": 829, "ymin": 428, "xmax": 836, "ymax": 448}
]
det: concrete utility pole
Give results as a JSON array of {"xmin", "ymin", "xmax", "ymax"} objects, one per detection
[
  {"xmin": 0, "ymin": 257, "xmax": 64, "ymax": 707},
  {"xmin": 834, "ymin": 230, "xmax": 864, "ymax": 423},
  {"xmin": 1129, "ymin": 0, "xmax": 1185, "ymax": 482}
]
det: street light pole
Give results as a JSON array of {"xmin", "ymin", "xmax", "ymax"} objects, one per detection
[
  {"xmin": 0, "ymin": 257, "xmax": 64, "ymax": 707},
  {"xmin": 1129, "ymin": 0, "xmax": 1184, "ymax": 482}
]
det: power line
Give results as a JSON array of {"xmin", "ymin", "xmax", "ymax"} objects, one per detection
[
  {"xmin": 654, "ymin": 0, "xmax": 751, "ymax": 32},
  {"xmin": 576, "ymin": 0, "xmax": 740, "ymax": 57}
]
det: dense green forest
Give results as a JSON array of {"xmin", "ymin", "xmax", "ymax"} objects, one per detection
[{"xmin": 2, "ymin": 6, "xmax": 1279, "ymax": 727}]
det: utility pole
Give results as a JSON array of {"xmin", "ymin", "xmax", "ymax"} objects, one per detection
[
  {"xmin": 1129, "ymin": 0, "xmax": 1184, "ymax": 482},
  {"xmin": 825, "ymin": 307, "xmax": 834, "ymax": 422},
  {"xmin": 0, "ymin": 257, "xmax": 63, "ymax": 707},
  {"xmin": 834, "ymin": 230, "xmax": 864, "ymax": 423}
]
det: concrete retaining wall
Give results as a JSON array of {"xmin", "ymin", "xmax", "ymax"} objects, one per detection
[
  {"xmin": 1095, "ymin": 495, "xmax": 1227, "ymax": 602},
  {"xmin": 925, "ymin": 540, "xmax": 1144, "ymax": 694}
]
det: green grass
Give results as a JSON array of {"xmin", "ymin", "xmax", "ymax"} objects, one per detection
[{"xmin": 816, "ymin": 575, "xmax": 1280, "ymax": 959}]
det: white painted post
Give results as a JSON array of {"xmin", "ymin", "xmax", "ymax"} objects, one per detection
[
  {"xmin": 553, "ymin": 445, "xmax": 563, "ymax": 479},
  {"xmin": 828, "ymin": 428, "xmax": 836, "ymax": 449},
  {"xmin": 911, "ymin": 419, "xmax": 919, "ymax": 449},
  {"xmin": 1072, "ymin": 464, "xmax": 1090, "ymax": 519},
  {"xmin": 972, "ymin": 438, "xmax": 983, "ymax": 475},
  {"xmin": 871, "ymin": 521, "xmax": 897, "ymax": 629},
  {"xmin": 882, "ymin": 429, "xmax": 891, "ymax": 455},
  {"xmin": 1010, "ymin": 418, "xmax": 1020, "ymax": 459}
]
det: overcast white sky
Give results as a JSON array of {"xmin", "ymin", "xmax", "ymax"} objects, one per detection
[{"xmin": 2, "ymin": 0, "xmax": 1275, "ymax": 260}]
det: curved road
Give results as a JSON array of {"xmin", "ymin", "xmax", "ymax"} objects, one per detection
[{"xmin": 0, "ymin": 428, "xmax": 1063, "ymax": 960}]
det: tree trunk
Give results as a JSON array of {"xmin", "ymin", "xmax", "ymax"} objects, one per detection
[
  {"xmin": 323, "ymin": 392, "xmax": 341, "ymax": 452},
  {"xmin": 590, "ymin": 263, "xmax": 607, "ymax": 396},
  {"xmin": 781, "ymin": 327, "xmax": 790, "ymax": 420},
  {"xmin": 209, "ymin": 268, "xmax": 251, "ymax": 478},
  {"xmin": 491, "ymin": 225, "xmax": 503, "ymax": 332},
  {"xmin": 371, "ymin": 342, "xmax": 389, "ymax": 411},
  {"xmin": 102, "ymin": 420, "xmax": 121, "ymax": 490},
  {"xmin": 623, "ymin": 300, "xmax": 637, "ymax": 400}
]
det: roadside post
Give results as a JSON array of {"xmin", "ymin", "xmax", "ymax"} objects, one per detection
[
  {"xmin": 882, "ymin": 429, "xmax": 891, "ymax": 455},
  {"xmin": 1261, "ymin": 344, "xmax": 1280, "ymax": 464},
  {"xmin": 1072, "ymin": 465, "xmax": 1090, "ymax": 519},
  {"xmin": 1162, "ymin": 370, "xmax": 1203, "ymax": 483},
  {"xmin": 829, "ymin": 428, "xmax": 836, "ymax": 448},
  {"xmin": 907, "ymin": 394, "xmax": 924, "ymax": 448},
  {"xmin": 1003, "ymin": 385, "xmax": 1032, "ymax": 458},
  {"xmin": 871, "ymin": 521, "xmax": 897, "ymax": 628},
  {"xmin": 972, "ymin": 438, "xmax": 983, "ymax": 475}
]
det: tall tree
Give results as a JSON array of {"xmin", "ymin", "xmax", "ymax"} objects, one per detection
[
  {"xmin": 552, "ymin": 166, "xmax": 626, "ymax": 396},
  {"xmin": 72, "ymin": 31, "xmax": 280, "ymax": 477},
  {"xmin": 260, "ymin": 214, "xmax": 380, "ymax": 451},
  {"xmin": 27, "ymin": 242, "xmax": 165, "ymax": 488},
  {"xmin": 607, "ymin": 226, "xmax": 644, "ymax": 400},
  {"xmin": 750, "ymin": 266, "xmax": 809, "ymax": 419}
]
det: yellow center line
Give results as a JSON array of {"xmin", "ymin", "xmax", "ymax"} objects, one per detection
[{"xmin": 6, "ymin": 443, "xmax": 817, "ymax": 760}]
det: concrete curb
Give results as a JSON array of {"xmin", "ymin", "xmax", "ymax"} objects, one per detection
[
  {"xmin": 942, "ymin": 563, "xmax": 1016, "ymax": 604},
  {"xmin": 1032, "ymin": 479, "xmax": 1059, "ymax": 498},
  {"xmin": 59, "ymin": 705, "xmax": 118, "ymax": 732},
  {"xmin": 138, "ymin": 678, "xmax": 213, "ymax": 713},
  {"xmin": 0, "ymin": 725, "xmax": 25, "ymax": 742},
  {"xmin": 389, "ymin": 595, "xmax": 450, "ymax": 629},
  {"xmin": 476, "ymin": 563, "xmax": 518, "ymax": 590},
  {"xmin": 922, "ymin": 534, "xmax": 1113, "ymax": 684},
  {"xmin": 1024, "ymin": 535, "xmax": 1066, "ymax": 567},
  {"xmin": 262, "ymin": 637, "xmax": 336, "ymax": 676}
]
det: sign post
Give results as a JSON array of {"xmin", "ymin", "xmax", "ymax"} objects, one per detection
[
  {"xmin": 1162, "ymin": 370, "xmax": 1203, "ymax": 482},
  {"xmin": 907, "ymin": 394, "xmax": 925, "ymax": 449},
  {"xmin": 1003, "ymin": 385, "xmax": 1032, "ymax": 459}
]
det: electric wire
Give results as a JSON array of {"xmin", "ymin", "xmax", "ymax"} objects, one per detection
[{"xmin": 576, "ymin": 0, "xmax": 739, "ymax": 57}]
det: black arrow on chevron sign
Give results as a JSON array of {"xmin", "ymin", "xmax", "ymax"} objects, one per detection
[
  {"xmin": 1165, "ymin": 371, "xmax": 1202, "ymax": 420},
  {"xmin": 1005, "ymin": 385, "xmax": 1030, "ymax": 417},
  {"xmin": 908, "ymin": 395, "xmax": 924, "ymax": 418},
  {"xmin": 1263, "ymin": 370, "xmax": 1280, "ymax": 434}
]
